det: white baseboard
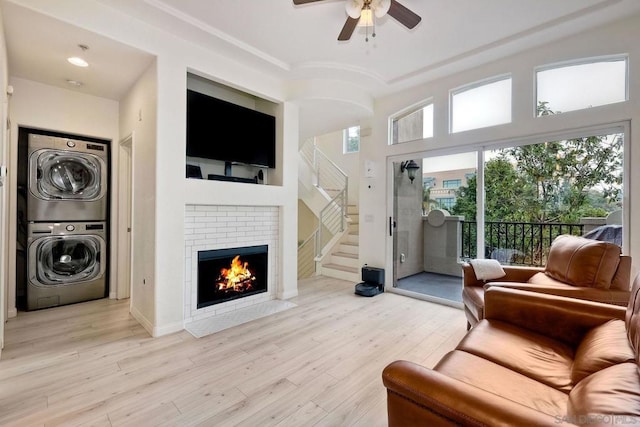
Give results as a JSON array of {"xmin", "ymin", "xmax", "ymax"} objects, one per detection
[
  {"xmin": 129, "ymin": 305, "xmax": 154, "ymax": 336},
  {"xmin": 153, "ymin": 321, "xmax": 184, "ymax": 337}
]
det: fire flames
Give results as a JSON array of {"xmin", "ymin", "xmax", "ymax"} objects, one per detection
[{"xmin": 215, "ymin": 255, "xmax": 256, "ymax": 292}]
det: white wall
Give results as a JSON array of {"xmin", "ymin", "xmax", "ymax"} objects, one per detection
[
  {"xmin": 6, "ymin": 77, "xmax": 119, "ymax": 317},
  {"xmin": 315, "ymin": 130, "xmax": 360, "ymax": 205},
  {"xmin": 358, "ymin": 13, "xmax": 640, "ymax": 287},
  {"xmin": 118, "ymin": 61, "xmax": 157, "ymax": 334}
]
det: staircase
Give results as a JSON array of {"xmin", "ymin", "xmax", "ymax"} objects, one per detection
[
  {"xmin": 297, "ymin": 139, "xmax": 360, "ymax": 282},
  {"xmin": 319, "ymin": 204, "xmax": 360, "ymax": 283}
]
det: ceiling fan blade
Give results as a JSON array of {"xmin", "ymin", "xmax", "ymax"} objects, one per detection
[
  {"xmin": 338, "ymin": 16, "xmax": 359, "ymax": 41},
  {"xmin": 292, "ymin": 0, "xmax": 327, "ymax": 4},
  {"xmin": 388, "ymin": 0, "xmax": 421, "ymax": 29}
]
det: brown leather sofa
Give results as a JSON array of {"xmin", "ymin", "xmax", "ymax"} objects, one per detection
[
  {"xmin": 462, "ymin": 234, "xmax": 631, "ymax": 329},
  {"xmin": 382, "ymin": 276, "xmax": 640, "ymax": 426}
]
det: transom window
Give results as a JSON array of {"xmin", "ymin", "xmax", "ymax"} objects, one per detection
[
  {"xmin": 451, "ymin": 76, "xmax": 512, "ymax": 133},
  {"xmin": 391, "ymin": 101, "xmax": 433, "ymax": 144},
  {"xmin": 536, "ymin": 56, "xmax": 627, "ymax": 116}
]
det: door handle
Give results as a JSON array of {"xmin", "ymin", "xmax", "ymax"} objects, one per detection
[{"xmin": 389, "ymin": 217, "xmax": 396, "ymax": 236}]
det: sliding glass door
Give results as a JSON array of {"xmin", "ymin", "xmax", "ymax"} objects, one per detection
[
  {"xmin": 390, "ymin": 125, "xmax": 626, "ymax": 304},
  {"xmin": 454, "ymin": 128, "xmax": 625, "ymax": 266}
]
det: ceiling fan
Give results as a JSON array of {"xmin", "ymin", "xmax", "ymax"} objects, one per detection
[{"xmin": 292, "ymin": 0, "xmax": 421, "ymax": 41}]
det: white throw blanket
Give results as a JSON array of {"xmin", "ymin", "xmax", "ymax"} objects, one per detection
[{"xmin": 469, "ymin": 259, "xmax": 506, "ymax": 281}]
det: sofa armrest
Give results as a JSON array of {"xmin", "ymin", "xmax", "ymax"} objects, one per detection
[
  {"xmin": 382, "ymin": 360, "xmax": 562, "ymax": 427},
  {"xmin": 462, "ymin": 263, "xmax": 543, "ymax": 287},
  {"xmin": 484, "ymin": 287, "xmax": 626, "ymax": 346}
]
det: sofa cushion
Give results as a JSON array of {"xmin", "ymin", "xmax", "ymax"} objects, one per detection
[
  {"xmin": 568, "ymin": 363, "xmax": 640, "ymax": 421},
  {"xmin": 456, "ymin": 319, "xmax": 574, "ymax": 392},
  {"xmin": 544, "ymin": 235, "xmax": 620, "ymax": 289},
  {"xmin": 527, "ymin": 271, "xmax": 564, "ymax": 286},
  {"xmin": 435, "ymin": 350, "xmax": 569, "ymax": 417},
  {"xmin": 572, "ymin": 319, "xmax": 635, "ymax": 384}
]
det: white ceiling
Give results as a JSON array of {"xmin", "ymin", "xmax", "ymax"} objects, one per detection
[{"xmin": 3, "ymin": 0, "xmax": 640, "ymax": 138}]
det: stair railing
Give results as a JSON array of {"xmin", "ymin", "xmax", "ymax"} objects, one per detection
[
  {"xmin": 315, "ymin": 189, "xmax": 347, "ymax": 259},
  {"xmin": 299, "ymin": 138, "xmax": 349, "ymax": 264}
]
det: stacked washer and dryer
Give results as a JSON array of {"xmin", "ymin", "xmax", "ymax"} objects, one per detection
[{"xmin": 25, "ymin": 133, "xmax": 109, "ymax": 311}]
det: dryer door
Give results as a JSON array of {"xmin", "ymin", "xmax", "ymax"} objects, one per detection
[
  {"xmin": 30, "ymin": 235, "xmax": 106, "ymax": 285},
  {"xmin": 29, "ymin": 149, "xmax": 106, "ymax": 201}
]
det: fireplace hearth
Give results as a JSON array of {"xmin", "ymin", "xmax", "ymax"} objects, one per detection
[{"xmin": 197, "ymin": 245, "xmax": 268, "ymax": 309}]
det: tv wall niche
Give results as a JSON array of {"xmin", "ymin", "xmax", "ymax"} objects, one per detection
[{"xmin": 186, "ymin": 73, "xmax": 279, "ymax": 185}]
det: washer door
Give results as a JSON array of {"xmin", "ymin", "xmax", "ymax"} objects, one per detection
[
  {"xmin": 29, "ymin": 149, "xmax": 106, "ymax": 201},
  {"xmin": 30, "ymin": 235, "xmax": 105, "ymax": 285}
]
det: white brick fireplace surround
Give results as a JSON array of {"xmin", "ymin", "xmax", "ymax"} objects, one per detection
[{"xmin": 184, "ymin": 205, "xmax": 280, "ymax": 324}]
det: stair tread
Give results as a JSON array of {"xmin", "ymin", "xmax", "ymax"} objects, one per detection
[
  {"xmin": 341, "ymin": 241, "xmax": 358, "ymax": 247},
  {"xmin": 332, "ymin": 251, "xmax": 358, "ymax": 259},
  {"xmin": 323, "ymin": 263, "xmax": 359, "ymax": 273}
]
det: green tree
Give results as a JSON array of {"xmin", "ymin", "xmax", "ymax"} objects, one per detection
[
  {"xmin": 452, "ymin": 102, "xmax": 622, "ymax": 223},
  {"xmin": 502, "ymin": 134, "xmax": 621, "ymax": 222},
  {"xmin": 451, "ymin": 157, "xmax": 530, "ymax": 221}
]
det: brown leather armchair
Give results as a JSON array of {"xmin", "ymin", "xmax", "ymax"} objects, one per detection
[
  {"xmin": 462, "ymin": 234, "xmax": 631, "ymax": 329},
  {"xmin": 382, "ymin": 275, "xmax": 640, "ymax": 426}
]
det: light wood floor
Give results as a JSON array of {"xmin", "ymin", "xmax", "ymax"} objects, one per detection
[{"xmin": 0, "ymin": 276, "xmax": 467, "ymax": 427}]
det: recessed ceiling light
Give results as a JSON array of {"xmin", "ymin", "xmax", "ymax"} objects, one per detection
[
  {"xmin": 66, "ymin": 79, "xmax": 83, "ymax": 86},
  {"xmin": 67, "ymin": 57, "xmax": 88, "ymax": 67}
]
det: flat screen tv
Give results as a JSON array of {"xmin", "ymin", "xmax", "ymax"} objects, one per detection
[{"xmin": 186, "ymin": 89, "xmax": 276, "ymax": 168}]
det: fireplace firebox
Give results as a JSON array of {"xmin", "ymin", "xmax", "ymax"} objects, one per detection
[{"xmin": 197, "ymin": 245, "xmax": 268, "ymax": 309}]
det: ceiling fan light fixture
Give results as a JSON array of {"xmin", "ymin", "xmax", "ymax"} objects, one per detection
[
  {"xmin": 372, "ymin": 0, "xmax": 391, "ymax": 17},
  {"xmin": 357, "ymin": 8, "xmax": 374, "ymax": 27},
  {"xmin": 345, "ymin": 0, "xmax": 363, "ymax": 18},
  {"xmin": 297, "ymin": 0, "xmax": 420, "ymax": 42}
]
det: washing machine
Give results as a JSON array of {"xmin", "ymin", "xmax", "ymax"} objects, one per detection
[
  {"xmin": 27, "ymin": 133, "xmax": 108, "ymax": 221},
  {"xmin": 27, "ymin": 221, "xmax": 107, "ymax": 311}
]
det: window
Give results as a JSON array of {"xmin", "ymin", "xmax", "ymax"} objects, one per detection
[
  {"xmin": 423, "ymin": 177, "xmax": 436, "ymax": 188},
  {"xmin": 451, "ymin": 76, "xmax": 512, "ymax": 133},
  {"xmin": 464, "ymin": 172, "xmax": 476, "ymax": 183},
  {"xmin": 458, "ymin": 130, "xmax": 625, "ymax": 265},
  {"xmin": 391, "ymin": 102, "xmax": 433, "ymax": 144},
  {"xmin": 536, "ymin": 57, "xmax": 627, "ymax": 116},
  {"xmin": 442, "ymin": 179, "xmax": 461, "ymax": 189},
  {"xmin": 343, "ymin": 126, "xmax": 360, "ymax": 153},
  {"xmin": 436, "ymin": 197, "xmax": 455, "ymax": 210}
]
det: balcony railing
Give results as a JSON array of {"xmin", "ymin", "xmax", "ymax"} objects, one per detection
[{"xmin": 461, "ymin": 221, "xmax": 585, "ymax": 266}]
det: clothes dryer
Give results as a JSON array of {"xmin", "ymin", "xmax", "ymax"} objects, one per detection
[
  {"xmin": 27, "ymin": 221, "xmax": 107, "ymax": 310},
  {"xmin": 27, "ymin": 134, "xmax": 108, "ymax": 221}
]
